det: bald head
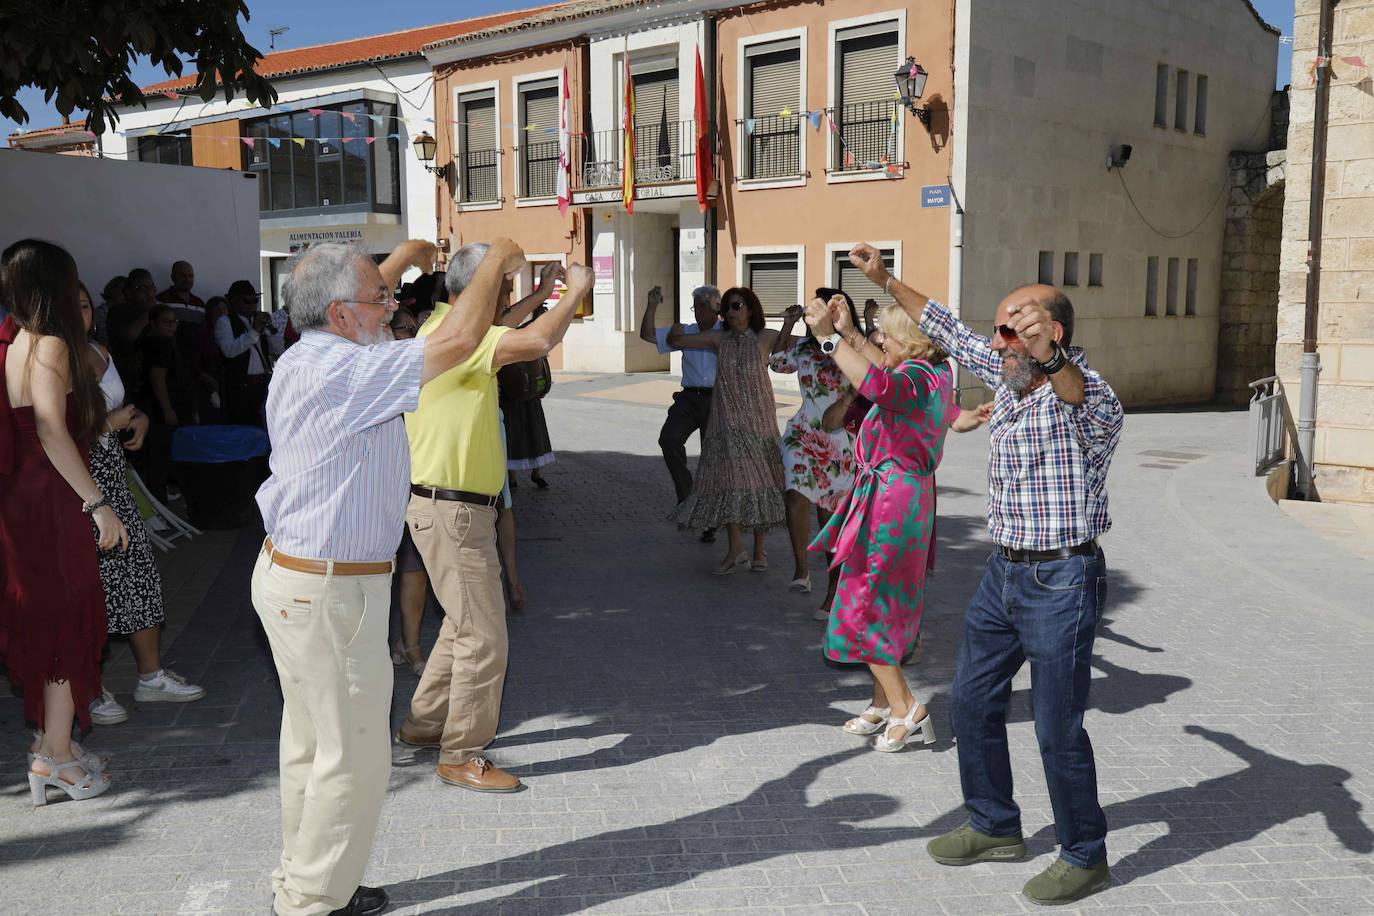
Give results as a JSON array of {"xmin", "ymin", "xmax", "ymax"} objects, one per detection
[{"xmin": 999, "ymin": 284, "xmax": 1074, "ymax": 347}]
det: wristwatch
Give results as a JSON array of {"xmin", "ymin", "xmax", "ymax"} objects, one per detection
[
  {"xmin": 1036, "ymin": 342, "xmax": 1068, "ymax": 375},
  {"xmin": 819, "ymin": 333, "xmax": 842, "ymax": 355}
]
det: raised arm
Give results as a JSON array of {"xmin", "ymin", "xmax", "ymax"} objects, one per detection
[
  {"xmin": 771, "ymin": 304, "xmax": 803, "ymax": 355},
  {"xmin": 504, "ymin": 262, "xmax": 564, "ymax": 329},
  {"xmin": 667, "ymin": 323, "xmax": 722, "ymax": 350},
  {"xmin": 493, "ymin": 263, "xmax": 595, "ymax": 367},
  {"xmin": 847, "ymin": 242, "xmax": 1002, "ymax": 388},
  {"xmin": 638, "ymin": 285, "xmax": 664, "ymax": 345},
  {"xmin": 378, "ymin": 239, "xmax": 438, "ymax": 290},
  {"xmin": 422, "ymin": 238, "xmax": 525, "ymax": 385},
  {"xmin": 803, "ymin": 295, "xmax": 879, "ymax": 390}
]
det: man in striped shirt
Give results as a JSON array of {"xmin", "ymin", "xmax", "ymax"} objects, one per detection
[
  {"xmin": 844, "ymin": 244, "xmax": 1123, "ymax": 907},
  {"xmin": 253, "ymin": 237, "xmax": 525, "ymax": 916}
]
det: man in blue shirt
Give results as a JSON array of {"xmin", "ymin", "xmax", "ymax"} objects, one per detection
[{"xmin": 639, "ymin": 283, "xmax": 721, "ymax": 541}]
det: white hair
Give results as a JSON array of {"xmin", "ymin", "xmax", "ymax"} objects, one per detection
[
  {"xmin": 445, "ymin": 242, "xmax": 491, "ymax": 298},
  {"xmin": 692, "ymin": 285, "xmax": 721, "ymax": 308},
  {"xmin": 283, "ymin": 242, "xmax": 373, "ymax": 331}
]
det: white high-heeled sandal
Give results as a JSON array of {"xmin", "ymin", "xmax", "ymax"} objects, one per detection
[
  {"xmin": 873, "ymin": 704, "xmax": 936, "ymax": 752},
  {"xmin": 842, "ymin": 706, "xmax": 891, "ymax": 736},
  {"xmin": 28, "ymin": 754, "xmax": 112, "ymax": 806},
  {"xmin": 28, "ymin": 732, "xmax": 108, "ymax": 774}
]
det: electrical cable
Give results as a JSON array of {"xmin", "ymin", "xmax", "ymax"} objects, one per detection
[{"xmin": 1115, "ymin": 100, "xmax": 1273, "ymax": 240}]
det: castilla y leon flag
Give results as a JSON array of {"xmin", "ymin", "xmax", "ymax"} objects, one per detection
[
  {"xmin": 622, "ymin": 50, "xmax": 635, "ymax": 214},
  {"xmin": 556, "ymin": 65, "xmax": 572, "ymax": 215},
  {"xmin": 694, "ymin": 47, "xmax": 712, "ymax": 214}
]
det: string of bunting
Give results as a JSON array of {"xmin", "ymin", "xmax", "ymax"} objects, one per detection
[
  {"xmin": 1306, "ymin": 53, "xmax": 1367, "ymax": 85},
  {"xmin": 737, "ymin": 92, "xmax": 906, "ymax": 177}
]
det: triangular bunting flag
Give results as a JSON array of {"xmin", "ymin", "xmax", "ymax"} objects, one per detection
[
  {"xmin": 745, "ymin": 118, "xmax": 756, "ymax": 135},
  {"xmin": 365, "ymin": 137, "xmax": 377, "ymax": 145},
  {"xmin": 1341, "ymin": 55, "xmax": 1367, "ymax": 69},
  {"xmin": 779, "ymin": 106, "xmax": 792, "ymax": 118},
  {"xmin": 809, "ymin": 111, "xmax": 821, "ymax": 130},
  {"xmin": 267, "ymin": 137, "xmax": 281, "ymax": 149},
  {"xmin": 163, "ymin": 91, "xmax": 180, "ymax": 100},
  {"xmin": 292, "ymin": 138, "xmax": 306, "ymax": 148},
  {"xmin": 241, "ymin": 137, "xmax": 255, "ymax": 148},
  {"xmin": 307, "ymin": 108, "xmax": 324, "ymax": 116},
  {"xmin": 368, "ymin": 114, "xmax": 386, "ymax": 124},
  {"xmin": 341, "ymin": 111, "xmax": 357, "ymax": 123},
  {"xmin": 387, "ymin": 134, "xmax": 399, "ymax": 141}
]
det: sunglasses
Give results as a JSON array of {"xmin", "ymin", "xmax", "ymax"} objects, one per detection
[
  {"xmin": 993, "ymin": 324, "xmax": 1019, "ymax": 341},
  {"xmin": 725, "ymin": 300, "xmax": 746, "ymax": 312}
]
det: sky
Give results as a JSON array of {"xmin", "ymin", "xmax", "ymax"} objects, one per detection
[{"xmin": 3, "ymin": 0, "xmax": 1297, "ymax": 141}]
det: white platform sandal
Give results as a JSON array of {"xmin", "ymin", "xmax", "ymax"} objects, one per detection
[
  {"xmin": 28, "ymin": 755, "xmax": 112, "ymax": 806},
  {"xmin": 873, "ymin": 704, "xmax": 936, "ymax": 752},
  {"xmin": 842, "ymin": 706, "xmax": 891, "ymax": 736}
]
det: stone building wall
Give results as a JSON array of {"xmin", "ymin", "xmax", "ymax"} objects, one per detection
[
  {"xmin": 1277, "ymin": 0, "xmax": 1374, "ymax": 503},
  {"xmin": 1217, "ymin": 150, "xmax": 1284, "ymax": 406}
]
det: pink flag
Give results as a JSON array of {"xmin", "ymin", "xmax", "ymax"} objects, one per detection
[
  {"xmin": 241, "ymin": 137, "xmax": 255, "ymax": 149},
  {"xmin": 341, "ymin": 111, "xmax": 357, "ymax": 123},
  {"xmin": 163, "ymin": 91, "xmax": 180, "ymax": 100},
  {"xmin": 307, "ymin": 108, "xmax": 324, "ymax": 116},
  {"xmin": 1341, "ymin": 55, "xmax": 1368, "ymax": 69},
  {"xmin": 827, "ymin": 113, "xmax": 839, "ymax": 134},
  {"xmin": 365, "ymin": 137, "xmax": 377, "ymax": 145}
]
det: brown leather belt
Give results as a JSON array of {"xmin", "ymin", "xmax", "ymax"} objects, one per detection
[
  {"xmin": 411, "ymin": 484, "xmax": 499, "ymax": 508},
  {"xmin": 261, "ymin": 537, "xmax": 394, "ymax": 576},
  {"xmin": 999, "ymin": 539, "xmax": 1099, "ymax": 564}
]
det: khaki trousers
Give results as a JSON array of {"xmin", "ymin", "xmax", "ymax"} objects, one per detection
[
  {"xmin": 251, "ymin": 549, "xmax": 394, "ymax": 916},
  {"xmin": 401, "ymin": 494, "xmax": 507, "ymax": 765}
]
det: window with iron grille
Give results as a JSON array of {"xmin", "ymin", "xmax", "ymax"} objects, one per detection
[
  {"xmin": 241, "ymin": 100, "xmax": 396, "ymax": 216},
  {"xmin": 835, "ymin": 247, "xmax": 896, "ymax": 308},
  {"xmin": 834, "ymin": 23, "xmax": 899, "ymax": 173},
  {"xmin": 458, "ymin": 90, "xmax": 499, "ymax": 204},
  {"xmin": 745, "ymin": 39, "xmax": 801, "ymax": 180},
  {"xmin": 634, "ymin": 68, "xmax": 680, "ymax": 181},
  {"xmin": 519, "ymin": 79, "xmax": 560, "ymax": 199},
  {"xmin": 137, "ymin": 131, "xmax": 192, "ymax": 166},
  {"xmin": 744, "ymin": 252, "xmax": 799, "ymax": 319}
]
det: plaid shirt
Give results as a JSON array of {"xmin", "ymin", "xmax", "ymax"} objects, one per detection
[{"xmin": 920, "ymin": 300, "xmax": 1124, "ymax": 551}]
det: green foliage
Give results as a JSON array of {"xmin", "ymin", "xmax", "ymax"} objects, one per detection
[{"xmin": 0, "ymin": 0, "xmax": 277, "ymax": 135}]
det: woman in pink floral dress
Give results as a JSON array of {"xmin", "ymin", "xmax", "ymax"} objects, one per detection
[
  {"xmin": 769, "ymin": 289, "xmax": 860, "ymax": 613},
  {"xmin": 804, "ymin": 293, "xmax": 988, "ymax": 753}
]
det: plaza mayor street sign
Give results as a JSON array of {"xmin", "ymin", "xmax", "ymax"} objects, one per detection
[{"xmin": 921, "ymin": 185, "xmax": 952, "ymax": 208}]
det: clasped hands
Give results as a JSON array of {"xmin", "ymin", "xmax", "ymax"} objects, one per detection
[{"xmin": 803, "ymin": 294, "xmax": 856, "ymax": 341}]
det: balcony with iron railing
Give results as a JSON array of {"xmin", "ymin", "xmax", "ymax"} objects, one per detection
[
  {"xmin": 571, "ymin": 119, "xmax": 712, "ymax": 193},
  {"xmin": 460, "ymin": 148, "xmax": 502, "ymax": 204},
  {"xmin": 737, "ymin": 113, "xmax": 802, "ymax": 181},
  {"xmin": 829, "ymin": 100, "xmax": 901, "ymax": 174}
]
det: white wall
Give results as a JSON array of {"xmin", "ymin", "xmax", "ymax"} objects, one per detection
[
  {"xmin": 960, "ymin": 0, "xmax": 1278, "ymax": 404},
  {"xmin": 0, "ymin": 149, "xmax": 259, "ymax": 302}
]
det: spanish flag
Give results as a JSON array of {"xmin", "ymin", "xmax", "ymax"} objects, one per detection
[{"xmin": 622, "ymin": 51, "xmax": 635, "ymax": 214}]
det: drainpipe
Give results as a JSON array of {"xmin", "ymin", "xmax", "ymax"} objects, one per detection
[{"xmin": 1295, "ymin": 0, "xmax": 1335, "ymax": 500}]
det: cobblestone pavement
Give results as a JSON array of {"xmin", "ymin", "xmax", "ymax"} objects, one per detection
[{"xmin": 2, "ymin": 375, "xmax": 1373, "ymax": 916}]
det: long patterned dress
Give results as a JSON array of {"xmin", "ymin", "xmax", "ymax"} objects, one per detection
[
  {"xmin": 770, "ymin": 339, "xmax": 856, "ymax": 513},
  {"xmin": 813, "ymin": 358, "xmax": 956, "ymax": 665},
  {"xmin": 670, "ymin": 330, "xmax": 786, "ymax": 530}
]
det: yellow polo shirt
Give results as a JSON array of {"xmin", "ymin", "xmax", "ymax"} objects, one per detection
[{"xmin": 405, "ymin": 309, "xmax": 511, "ymax": 495}]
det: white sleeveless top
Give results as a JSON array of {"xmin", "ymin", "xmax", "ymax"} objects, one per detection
[{"xmin": 91, "ymin": 342, "xmax": 124, "ymax": 442}]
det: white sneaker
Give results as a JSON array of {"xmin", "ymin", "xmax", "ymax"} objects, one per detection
[
  {"xmin": 89, "ymin": 689, "xmax": 130, "ymax": 725},
  {"xmin": 813, "ymin": 606, "xmax": 832, "ymax": 622},
  {"xmin": 133, "ymin": 669, "xmax": 206, "ymax": 704}
]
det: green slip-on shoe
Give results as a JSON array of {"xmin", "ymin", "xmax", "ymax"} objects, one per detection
[
  {"xmin": 926, "ymin": 824, "xmax": 1027, "ymax": 866},
  {"xmin": 1022, "ymin": 859, "xmax": 1110, "ymax": 906}
]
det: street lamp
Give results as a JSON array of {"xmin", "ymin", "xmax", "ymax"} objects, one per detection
[
  {"xmin": 894, "ymin": 57, "xmax": 932, "ymax": 129},
  {"xmin": 412, "ymin": 131, "xmax": 450, "ymax": 180}
]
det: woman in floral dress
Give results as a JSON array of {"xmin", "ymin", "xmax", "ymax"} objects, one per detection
[
  {"xmin": 668, "ymin": 287, "xmax": 787, "ymax": 574},
  {"xmin": 769, "ymin": 289, "xmax": 859, "ymax": 613},
  {"xmin": 804, "ymin": 293, "xmax": 988, "ymax": 752}
]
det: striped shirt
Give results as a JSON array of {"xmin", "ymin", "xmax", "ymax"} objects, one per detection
[
  {"xmin": 919, "ymin": 299, "xmax": 1124, "ymax": 551},
  {"xmin": 256, "ymin": 329, "xmax": 426, "ymax": 562}
]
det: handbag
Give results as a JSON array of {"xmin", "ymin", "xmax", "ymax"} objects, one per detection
[{"xmin": 497, "ymin": 356, "xmax": 552, "ymax": 402}]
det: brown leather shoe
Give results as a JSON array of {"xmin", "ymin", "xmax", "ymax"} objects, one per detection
[
  {"xmin": 396, "ymin": 729, "xmax": 442, "ymax": 748},
  {"xmin": 436, "ymin": 757, "xmax": 522, "ymax": 793}
]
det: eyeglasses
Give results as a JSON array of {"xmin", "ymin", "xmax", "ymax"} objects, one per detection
[
  {"xmin": 340, "ymin": 294, "xmax": 397, "ymax": 309},
  {"xmin": 993, "ymin": 324, "xmax": 1019, "ymax": 341}
]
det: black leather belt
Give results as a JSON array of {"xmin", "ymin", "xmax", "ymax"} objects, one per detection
[
  {"xmin": 682, "ymin": 386, "xmax": 713, "ymax": 395},
  {"xmin": 411, "ymin": 484, "xmax": 499, "ymax": 508},
  {"xmin": 999, "ymin": 539, "xmax": 1098, "ymax": 563}
]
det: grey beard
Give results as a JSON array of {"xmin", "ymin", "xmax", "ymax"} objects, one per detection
[
  {"xmin": 356, "ymin": 324, "xmax": 390, "ymax": 346},
  {"xmin": 1001, "ymin": 351, "xmax": 1045, "ymax": 394}
]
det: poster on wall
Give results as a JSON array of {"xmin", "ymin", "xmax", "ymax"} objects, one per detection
[{"xmin": 593, "ymin": 255, "xmax": 615, "ymax": 295}]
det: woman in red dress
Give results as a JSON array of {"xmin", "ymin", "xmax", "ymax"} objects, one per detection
[{"xmin": 1, "ymin": 239, "xmax": 127, "ymax": 805}]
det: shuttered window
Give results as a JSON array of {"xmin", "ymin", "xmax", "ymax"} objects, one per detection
[
  {"xmin": 746, "ymin": 40, "xmax": 801, "ymax": 179},
  {"xmin": 634, "ymin": 69, "xmax": 679, "ymax": 180},
  {"xmin": 835, "ymin": 24, "xmax": 899, "ymax": 169},
  {"xmin": 744, "ymin": 253, "xmax": 800, "ymax": 319},
  {"xmin": 835, "ymin": 248, "xmax": 896, "ymax": 308},
  {"xmin": 520, "ymin": 80, "xmax": 560, "ymax": 199},
  {"xmin": 460, "ymin": 91, "xmax": 498, "ymax": 203}
]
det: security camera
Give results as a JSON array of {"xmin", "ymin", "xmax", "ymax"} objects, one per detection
[{"xmin": 1106, "ymin": 144, "xmax": 1133, "ymax": 171}]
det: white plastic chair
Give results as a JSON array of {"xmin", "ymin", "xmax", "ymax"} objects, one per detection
[{"xmin": 125, "ymin": 466, "xmax": 201, "ymax": 549}]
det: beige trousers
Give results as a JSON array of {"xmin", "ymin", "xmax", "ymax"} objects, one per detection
[
  {"xmin": 251, "ymin": 549, "xmax": 394, "ymax": 916},
  {"xmin": 401, "ymin": 494, "xmax": 508, "ymax": 765}
]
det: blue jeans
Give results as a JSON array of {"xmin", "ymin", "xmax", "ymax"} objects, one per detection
[{"xmin": 949, "ymin": 549, "xmax": 1109, "ymax": 867}]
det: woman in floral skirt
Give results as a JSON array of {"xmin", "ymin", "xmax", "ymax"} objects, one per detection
[
  {"xmin": 668, "ymin": 287, "xmax": 786, "ymax": 574},
  {"xmin": 770, "ymin": 288, "xmax": 860, "ymax": 613},
  {"xmin": 804, "ymin": 293, "xmax": 988, "ymax": 752}
]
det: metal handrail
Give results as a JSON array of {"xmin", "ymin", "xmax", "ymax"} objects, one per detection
[
  {"xmin": 572, "ymin": 120, "xmax": 711, "ymax": 191},
  {"xmin": 1248, "ymin": 375, "xmax": 1286, "ymax": 475}
]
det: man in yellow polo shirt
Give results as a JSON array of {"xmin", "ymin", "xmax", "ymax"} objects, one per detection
[{"xmin": 399, "ymin": 243, "xmax": 593, "ymax": 793}]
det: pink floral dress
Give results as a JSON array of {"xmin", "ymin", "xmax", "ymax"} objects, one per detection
[
  {"xmin": 812, "ymin": 358, "xmax": 956, "ymax": 665},
  {"xmin": 770, "ymin": 340, "xmax": 856, "ymax": 513}
]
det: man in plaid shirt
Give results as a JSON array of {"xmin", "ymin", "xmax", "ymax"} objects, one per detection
[{"xmin": 846, "ymin": 244, "xmax": 1123, "ymax": 906}]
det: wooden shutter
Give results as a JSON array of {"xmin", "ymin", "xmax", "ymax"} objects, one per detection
[
  {"xmin": 460, "ymin": 92, "xmax": 497, "ymax": 202},
  {"xmin": 838, "ymin": 26, "xmax": 899, "ymax": 105},
  {"xmin": 747, "ymin": 253, "xmax": 799, "ymax": 318},
  {"xmin": 462, "ymin": 93, "xmax": 496, "ymax": 151},
  {"xmin": 634, "ymin": 69, "xmax": 679, "ymax": 177},
  {"xmin": 748, "ymin": 43, "xmax": 799, "ymax": 117},
  {"xmin": 836, "ymin": 249, "xmax": 896, "ymax": 308}
]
